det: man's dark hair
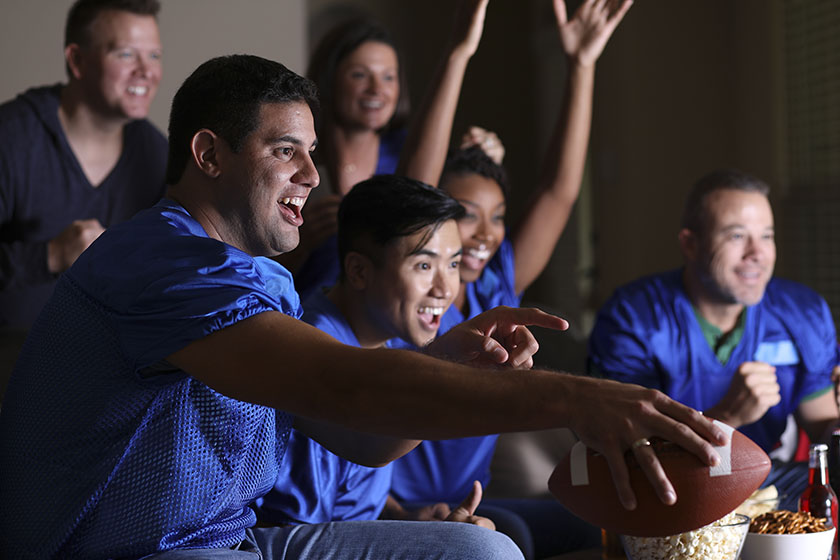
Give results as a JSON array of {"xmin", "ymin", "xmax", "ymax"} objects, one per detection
[
  {"xmin": 65, "ymin": 0, "xmax": 160, "ymax": 48},
  {"xmin": 165, "ymin": 54, "xmax": 320, "ymax": 185},
  {"xmin": 441, "ymin": 146, "xmax": 511, "ymax": 202},
  {"xmin": 681, "ymin": 169, "xmax": 771, "ymax": 233},
  {"xmin": 307, "ymin": 18, "xmax": 410, "ymax": 135},
  {"xmin": 337, "ymin": 175, "xmax": 465, "ymax": 277}
]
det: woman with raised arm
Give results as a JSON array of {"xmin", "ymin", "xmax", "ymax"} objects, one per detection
[
  {"xmin": 284, "ymin": 0, "xmax": 489, "ymax": 300},
  {"xmin": 389, "ymin": 1, "xmax": 634, "ymax": 557}
]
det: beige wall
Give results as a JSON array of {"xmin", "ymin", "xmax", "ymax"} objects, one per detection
[
  {"xmin": 2, "ymin": 0, "xmax": 789, "ymax": 373},
  {"xmin": 0, "ymin": 0, "xmax": 307, "ymax": 132},
  {"xmin": 589, "ymin": 0, "xmax": 785, "ymax": 309}
]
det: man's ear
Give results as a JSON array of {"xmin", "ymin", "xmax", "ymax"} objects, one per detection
[
  {"xmin": 190, "ymin": 129, "xmax": 222, "ymax": 178},
  {"xmin": 678, "ymin": 228, "xmax": 698, "ymax": 262},
  {"xmin": 64, "ymin": 44, "xmax": 84, "ymax": 81},
  {"xmin": 344, "ymin": 251, "xmax": 373, "ymax": 291}
]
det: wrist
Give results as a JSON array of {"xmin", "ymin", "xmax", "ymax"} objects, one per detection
[
  {"xmin": 446, "ymin": 44, "xmax": 475, "ymax": 67},
  {"xmin": 566, "ymin": 56, "xmax": 597, "ymax": 77}
]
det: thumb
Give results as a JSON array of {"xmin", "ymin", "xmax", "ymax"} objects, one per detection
[
  {"xmin": 454, "ymin": 480, "xmax": 483, "ymax": 516},
  {"xmin": 480, "ymin": 336, "xmax": 509, "ymax": 365}
]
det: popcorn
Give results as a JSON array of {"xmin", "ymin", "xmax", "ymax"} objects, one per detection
[{"xmin": 621, "ymin": 512, "xmax": 749, "ymax": 560}]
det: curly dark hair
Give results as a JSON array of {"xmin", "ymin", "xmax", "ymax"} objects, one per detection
[{"xmin": 441, "ymin": 146, "xmax": 510, "ymax": 202}]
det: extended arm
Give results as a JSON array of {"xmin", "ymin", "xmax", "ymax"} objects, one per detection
[
  {"xmin": 511, "ymin": 0, "xmax": 632, "ymax": 293},
  {"xmin": 396, "ymin": 0, "xmax": 488, "ymax": 185},
  {"xmin": 168, "ymin": 308, "xmax": 726, "ymax": 509},
  {"xmin": 293, "ymin": 416, "xmax": 420, "ymax": 467}
]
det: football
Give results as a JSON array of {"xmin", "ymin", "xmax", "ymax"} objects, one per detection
[{"xmin": 547, "ymin": 423, "xmax": 771, "ymax": 537}]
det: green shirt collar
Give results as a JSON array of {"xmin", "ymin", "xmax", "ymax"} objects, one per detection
[{"xmin": 693, "ymin": 306, "xmax": 747, "ymax": 364}]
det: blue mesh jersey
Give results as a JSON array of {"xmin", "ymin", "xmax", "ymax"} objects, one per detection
[
  {"xmin": 390, "ymin": 237, "xmax": 521, "ymax": 504},
  {"xmin": 588, "ymin": 268, "xmax": 838, "ymax": 452},
  {"xmin": 254, "ymin": 289, "xmax": 392, "ymax": 524},
  {"xmin": 0, "ymin": 199, "xmax": 301, "ymax": 558}
]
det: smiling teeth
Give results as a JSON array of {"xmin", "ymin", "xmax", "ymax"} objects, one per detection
[
  {"xmin": 127, "ymin": 85, "xmax": 148, "ymax": 95},
  {"xmin": 418, "ymin": 307, "xmax": 444, "ymax": 316},
  {"xmin": 281, "ymin": 197, "xmax": 306, "ymax": 208},
  {"xmin": 468, "ymin": 248, "xmax": 491, "ymax": 260},
  {"xmin": 361, "ymin": 100, "xmax": 384, "ymax": 109}
]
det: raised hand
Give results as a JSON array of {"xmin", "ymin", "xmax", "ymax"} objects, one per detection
[
  {"xmin": 449, "ymin": 0, "xmax": 490, "ymax": 58},
  {"xmin": 554, "ymin": 0, "xmax": 633, "ymax": 66},
  {"xmin": 460, "ymin": 126, "xmax": 505, "ymax": 165},
  {"xmin": 397, "ymin": 0, "xmax": 489, "ymax": 185},
  {"xmin": 445, "ymin": 480, "xmax": 496, "ymax": 529},
  {"xmin": 426, "ymin": 306, "xmax": 569, "ymax": 368},
  {"xmin": 706, "ymin": 361, "xmax": 781, "ymax": 428}
]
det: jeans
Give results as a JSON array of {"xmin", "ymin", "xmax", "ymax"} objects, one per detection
[{"xmin": 141, "ymin": 520, "xmax": 524, "ymax": 559}]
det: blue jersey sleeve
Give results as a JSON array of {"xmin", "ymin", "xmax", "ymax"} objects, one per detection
[{"xmin": 588, "ymin": 291, "xmax": 664, "ymax": 391}]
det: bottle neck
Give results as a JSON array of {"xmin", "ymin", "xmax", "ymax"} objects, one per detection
[
  {"xmin": 810, "ymin": 464, "xmax": 830, "ymax": 486},
  {"xmin": 810, "ymin": 447, "xmax": 831, "ymax": 485}
]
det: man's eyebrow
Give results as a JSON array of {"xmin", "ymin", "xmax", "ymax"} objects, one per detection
[
  {"xmin": 268, "ymin": 135, "xmax": 318, "ymax": 151},
  {"xmin": 408, "ymin": 247, "xmax": 464, "ymax": 258},
  {"xmin": 409, "ymin": 248, "xmax": 439, "ymax": 257},
  {"xmin": 718, "ymin": 224, "xmax": 774, "ymax": 233},
  {"xmin": 268, "ymin": 135, "xmax": 303, "ymax": 145}
]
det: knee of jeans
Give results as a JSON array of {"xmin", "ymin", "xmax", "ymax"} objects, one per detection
[{"xmin": 458, "ymin": 524, "xmax": 525, "ymax": 560}]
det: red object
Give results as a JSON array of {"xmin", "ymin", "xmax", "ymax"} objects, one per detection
[
  {"xmin": 548, "ymin": 431, "xmax": 771, "ymax": 537},
  {"xmin": 799, "ymin": 443, "xmax": 838, "ymax": 559},
  {"xmin": 794, "ymin": 426, "xmax": 811, "ymax": 462}
]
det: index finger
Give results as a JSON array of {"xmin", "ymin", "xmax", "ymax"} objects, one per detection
[{"xmin": 483, "ymin": 306, "xmax": 570, "ymax": 333}]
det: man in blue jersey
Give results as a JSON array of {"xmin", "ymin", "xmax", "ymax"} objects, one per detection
[
  {"xmin": 589, "ymin": 169, "xmax": 840, "ymax": 509},
  {"xmin": 255, "ymin": 176, "xmax": 499, "ymax": 530},
  {"xmin": 0, "ymin": 54, "xmax": 728, "ymax": 558}
]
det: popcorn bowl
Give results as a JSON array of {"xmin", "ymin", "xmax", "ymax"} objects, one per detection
[
  {"xmin": 740, "ymin": 526, "xmax": 835, "ymax": 560},
  {"xmin": 621, "ymin": 513, "xmax": 749, "ymax": 560}
]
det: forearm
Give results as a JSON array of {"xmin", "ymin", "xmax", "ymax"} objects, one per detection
[
  {"xmin": 396, "ymin": 47, "xmax": 473, "ymax": 186},
  {"xmin": 511, "ymin": 62, "xmax": 595, "ymax": 292},
  {"xmin": 293, "ymin": 415, "xmax": 420, "ymax": 467},
  {"xmin": 169, "ymin": 311, "xmax": 576, "ymax": 440},
  {"xmin": 540, "ymin": 61, "xmax": 595, "ymax": 205},
  {"xmin": 299, "ymin": 345, "xmax": 576, "ymax": 440}
]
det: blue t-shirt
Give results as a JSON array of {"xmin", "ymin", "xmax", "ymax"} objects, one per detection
[
  {"xmin": 0, "ymin": 199, "xmax": 300, "ymax": 558},
  {"xmin": 294, "ymin": 129, "xmax": 406, "ymax": 301},
  {"xmin": 588, "ymin": 268, "xmax": 837, "ymax": 452},
  {"xmin": 254, "ymin": 289, "xmax": 392, "ymax": 524},
  {"xmin": 390, "ymin": 237, "xmax": 521, "ymax": 504}
]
